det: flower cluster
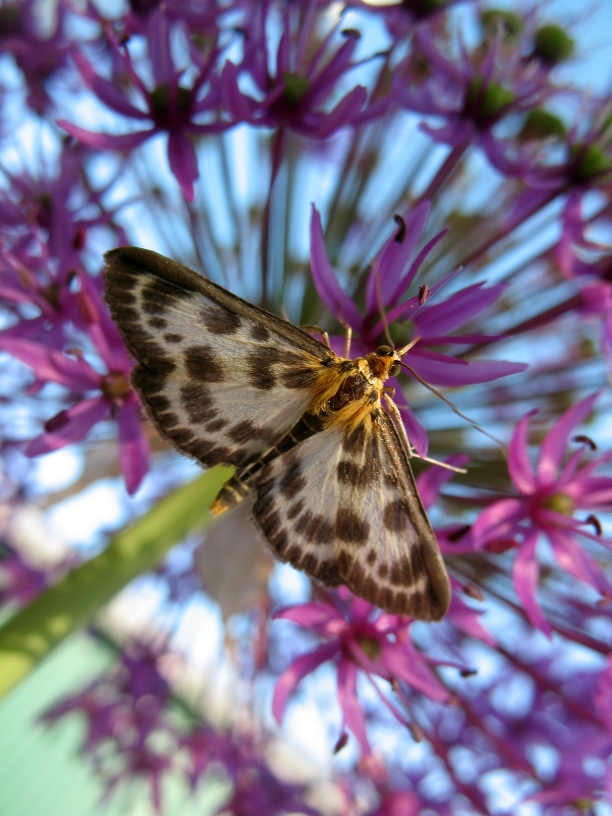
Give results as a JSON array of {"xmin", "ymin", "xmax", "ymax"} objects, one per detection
[{"xmin": 0, "ymin": 0, "xmax": 612, "ymax": 813}]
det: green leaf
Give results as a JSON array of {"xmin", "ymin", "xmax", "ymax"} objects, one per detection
[{"xmin": 0, "ymin": 465, "xmax": 233, "ymax": 702}]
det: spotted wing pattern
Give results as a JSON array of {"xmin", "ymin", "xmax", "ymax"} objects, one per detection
[
  {"xmin": 104, "ymin": 247, "xmax": 335, "ymax": 469},
  {"xmin": 251, "ymin": 411, "xmax": 451, "ymax": 620}
]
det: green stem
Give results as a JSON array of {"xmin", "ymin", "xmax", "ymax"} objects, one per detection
[{"xmin": 0, "ymin": 465, "xmax": 233, "ymax": 702}]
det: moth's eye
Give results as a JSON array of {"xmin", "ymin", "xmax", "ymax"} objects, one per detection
[
  {"xmin": 376, "ymin": 345, "xmax": 393, "ymax": 357},
  {"xmin": 389, "ymin": 362, "xmax": 401, "ymax": 377}
]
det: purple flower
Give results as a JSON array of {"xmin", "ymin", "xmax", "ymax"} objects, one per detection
[
  {"xmin": 220, "ymin": 3, "xmax": 369, "ymax": 140},
  {"xmin": 0, "ymin": 271, "xmax": 149, "ymax": 494},
  {"xmin": 309, "ymin": 202, "xmax": 526, "ymax": 453},
  {"xmin": 272, "ymin": 591, "xmax": 450, "ymax": 754},
  {"xmin": 58, "ymin": 12, "xmax": 229, "ymax": 200},
  {"xmin": 0, "ymin": 0, "xmax": 70, "ymax": 112},
  {"xmin": 393, "ymin": 22, "xmax": 553, "ymax": 155},
  {"xmin": 472, "ymin": 394, "xmax": 612, "ymax": 635}
]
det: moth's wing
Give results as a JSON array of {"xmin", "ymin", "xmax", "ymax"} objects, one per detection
[
  {"xmin": 251, "ymin": 412, "xmax": 450, "ymax": 621},
  {"xmin": 104, "ymin": 247, "xmax": 335, "ymax": 468}
]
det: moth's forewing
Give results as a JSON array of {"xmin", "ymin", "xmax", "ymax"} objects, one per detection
[
  {"xmin": 103, "ymin": 247, "xmax": 334, "ymax": 469},
  {"xmin": 251, "ymin": 411, "xmax": 451, "ymax": 621}
]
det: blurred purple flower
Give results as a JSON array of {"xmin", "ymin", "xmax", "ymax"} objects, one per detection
[
  {"xmin": 309, "ymin": 202, "xmax": 526, "ymax": 453},
  {"xmin": 272, "ymin": 591, "xmax": 450, "ymax": 753},
  {"xmin": 0, "ymin": 0, "xmax": 70, "ymax": 112},
  {"xmin": 58, "ymin": 12, "xmax": 229, "ymax": 200},
  {"xmin": 221, "ymin": 3, "xmax": 369, "ymax": 140},
  {"xmin": 472, "ymin": 394, "xmax": 612, "ymax": 635},
  {"xmin": 0, "ymin": 271, "xmax": 149, "ymax": 494}
]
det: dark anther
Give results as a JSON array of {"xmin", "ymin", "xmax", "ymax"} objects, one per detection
[
  {"xmin": 418, "ymin": 284, "xmax": 431, "ymax": 305},
  {"xmin": 573, "ymin": 434, "xmax": 597, "ymax": 450},
  {"xmin": 341, "ymin": 28, "xmax": 361, "ymax": 39},
  {"xmin": 333, "ymin": 732, "xmax": 349, "ymax": 753},
  {"xmin": 585, "ymin": 514, "xmax": 602, "ymax": 536},
  {"xmin": 393, "ymin": 213, "xmax": 407, "ymax": 243},
  {"xmin": 447, "ymin": 524, "xmax": 471, "ymax": 542},
  {"xmin": 464, "ymin": 582, "xmax": 485, "ymax": 602},
  {"xmin": 376, "ymin": 345, "xmax": 394, "ymax": 356},
  {"xmin": 460, "ymin": 668, "xmax": 478, "ymax": 677}
]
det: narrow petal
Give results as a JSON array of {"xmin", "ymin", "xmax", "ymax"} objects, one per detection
[
  {"xmin": 116, "ymin": 401, "xmax": 150, "ymax": 495},
  {"xmin": 272, "ymin": 642, "xmax": 339, "ymax": 724},
  {"xmin": 314, "ymin": 85, "xmax": 367, "ymax": 139},
  {"xmin": 71, "ymin": 50, "xmax": 149, "ymax": 119},
  {"xmin": 399, "ymin": 404, "xmax": 428, "ymax": 457},
  {"xmin": 416, "ymin": 454, "xmax": 469, "ymax": 509},
  {"xmin": 508, "ymin": 411, "xmax": 537, "ymax": 494},
  {"xmin": 380, "ymin": 642, "xmax": 449, "ymax": 702},
  {"xmin": 471, "ymin": 499, "xmax": 525, "ymax": 547},
  {"xmin": 26, "ymin": 398, "xmax": 110, "ymax": 455},
  {"xmin": 537, "ymin": 394, "xmax": 599, "ymax": 485},
  {"xmin": 0, "ymin": 338, "xmax": 99, "ymax": 390},
  {"xmin": 337, "ymin": 659, "xmax": 370, "ymax": 753},
  {"xmin": 408, "ymin": 352, "xmax": 527, "ymax": 386},
  {"xmin": 167, "ymin": 132, "xmax": 199, "ymax": 201},
  {"xmin": 273, "ymin": 601, "xmax": 342, "ymax": 633},
  {"xmin": 57, "ymin": 121, "xmax": 152, "ymax": 151},
  {"xmin": 415, "ymin": 283, "xmax": 506, "ymax": 337},
  {"xmin": 513, "ymin": 532, "xmax": 551, "ymax": 637},
  {"xmin": 548, "ymin": 528, "xmax": 612, "ymax": 596},
  {"xmin": 309, "ymin": 206, "xmax": 363, "ymax": 329}
]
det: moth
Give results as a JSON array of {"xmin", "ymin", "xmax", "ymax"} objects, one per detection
[{"xmin": 104, "ymin": 247, "xmax": 451, "ymax": 621}]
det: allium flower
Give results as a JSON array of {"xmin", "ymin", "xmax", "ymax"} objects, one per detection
[
  {"xmin": 472, "ymin": 394, "xmax": 612, "ymax": 634},
  {"xmin": 0, "ymin": 272, "xmax": 149, "ymax": 494},
  {"xmin": 309, "ymin": 202, "xmax": 526, "ymax": 452},
  {"xmin": 272, "ymin": 591, "xmax": 450, "ymax": 753},
  {"xmin": 220, "ymin": 3, "xmax": 369, "ymax": 142},
  {"xmin": 58, "ymin": 13, "xmax": 229, "ymax": 200}
]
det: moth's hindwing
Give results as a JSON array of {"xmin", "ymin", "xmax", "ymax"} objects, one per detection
[
  {"xmin": 251, "ymin": 411, "xmax": 450, "ymax": 621},
  {"xmin": 103, "ymin": 247, "xmax": 335, "ymax": 468}
]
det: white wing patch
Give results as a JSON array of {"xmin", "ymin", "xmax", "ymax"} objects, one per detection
[
  {"xmin": 251, "ymin": 412, "xmax": 450, "ymax": 620},
  {"xmin": 104, "ymin": 249, "xmax": 332, "ymax": 468}
]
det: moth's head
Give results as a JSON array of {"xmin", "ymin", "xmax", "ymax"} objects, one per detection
[{"xmin": 373, "ymin": 344, "xmax": 402, "ymax": 378}]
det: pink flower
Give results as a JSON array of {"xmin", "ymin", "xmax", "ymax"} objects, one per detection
[
  {"xmin": 272, "ymin": 591, "xmax": 450, "ymax": 753},
  {"xmin": 0, "ymin": 271, "xmax": 149, "ymax": 494},
  {"xmin": 309, "ymin": 202, "xmax": 526, "ymax": 453},
  {"xmin": 472, "ymin": 394, "xmax": 612, "ymax": 635}
]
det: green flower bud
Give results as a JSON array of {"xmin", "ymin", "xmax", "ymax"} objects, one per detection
[
  {"xmin": 481, "ymin": 9, "xmax": 523, "ymax": 41},
  {"xmin": 533, "ymin": 24, "xmax": 574, "ymax": 65},
  {"xmin": 570, "ymin": 143, "xmax": 612, "ymax": 183},
  {"xmin": 519, "ymin": 109, "xmax": 566, "ymax": 142}
]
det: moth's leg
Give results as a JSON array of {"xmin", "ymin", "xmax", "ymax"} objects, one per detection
[
  {"xmin": 383, "ymin": 391, "xmax": 467, "ymax": 473},
  {"xmin": 342, "ymin": 322, "xmax": 352, "ymax": 359},
  {"xmin": 300, "ymin": 324, "xmax": 330, "ymax": 348}
]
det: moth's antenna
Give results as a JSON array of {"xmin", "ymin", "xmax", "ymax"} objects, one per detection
[
  {"xmin": 399, "ymin": 361, "xmax": 506, "ymax": 453},
  {"xmin": 373, "ymin": 260, "xmax": 394, "ymax": 350}
]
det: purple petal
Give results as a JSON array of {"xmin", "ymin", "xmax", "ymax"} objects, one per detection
[
  {"xmin": 447, "ymin": 591, "xmax": 496, "ymax": 646},
  {"xmin": 57, "ymin": 121, "xmax": 152, "ymax": 151},
  {"xmin": 471, "ymin": 499, "xmax": 525, "ymax": 547},
  {"xmin": 537, "ymin": 394, "xmax": 599, "ymax": 485},
  {"xmin": 26, "ymin": 398, "xmax": 110, "ymax": 455},
  {"xmin": 309, "ymin": 206, "xmax": 363, "ymax": 329},
  {"xmin": 314, "ymin": 85, "xmax": 367, "ymax": 139},
  {"xmin": 416, "ymin": 454, "xmax": 469, "ymax": 509},
  {"xmin": 220, "ymin": 62, "xmax": 255, "ymax": 123},
  {"xmin": 548, "ymin": 528, "xmax": 612, "ymax": 596},
  {"xmin": 273, "ymin": 601, "xmax": 342, "ymax": 633},
  {"xmin": 167, "ymin": 132, "xmax": 199, "ymax": 201},
  {"xmin": 398, "ymin": 404, "xmax": 428, "ymax": 457},
  {"xmin": 508, "ymin": 411, "xmax": 537, "ymax": 494},
  {"xmin": 272, "ymin": 641, "xmax": 339, "ymax": 724},
  {"xmin": 414, "ymin": 283, "xmax": 506, "ymax": 337},
  {"xmin": 380, "ymin": 642, "xmax": 449, "ymax": 702},
  {"xmin": 512, "ymin": 532, "xmax": 551, "ymax": 637},
  {"xmin": 365, "ymin": 200, "xmax": 431, "ymax": 315},
  {"xmin": 71, "ymin": 50, "xmax": 149, "ymax": 119},
  {"xmin": 407, "ymin": 352, "xmax": 527, "ymax": 386},
  {"xmin": 336, "ymin": 659, "xmax": 370, "ymax": 753},
  {"xmin": 116, "ymin": 401, "xmax": 150, "ymax": 495},
  {"xmin": 0, "ymin": 338, "xmax": 100, "ymax": 390},
  {"xmin": 388, "ymin": 227, "xmax": 449, "ymax": 305}
]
